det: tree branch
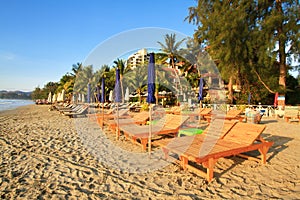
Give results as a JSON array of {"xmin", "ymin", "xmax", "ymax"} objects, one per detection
[{"xmin": 253, "ymin": 69, "xmax": 276, "ymax": 94}]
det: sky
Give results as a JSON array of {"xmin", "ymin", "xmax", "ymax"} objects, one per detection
[{"xmin": 0, "ymin": 0, "xmax": 197, "ymax": 92}]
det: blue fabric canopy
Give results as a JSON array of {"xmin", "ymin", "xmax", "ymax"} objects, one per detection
[
  {"xmin": 198, "ymin": 77, "xmax": 204, "ymax": 101},
  {"xmin": 146, "ymin": 53, "xmax": 156, "ymax": 104},
  {"xmin": 87, "ymin": 83, "xmax": 91, "ymax": 103},
  {"xmin": 101, "ymin": 77, "xmax": 105, "ymax": 103},
  {"xmin": 115, "ymin": 68, "xmax": 122, "ymax": 103},
  {"xmin": 96, "ymin": 85, "xmax": 100, "ymax": 102}
]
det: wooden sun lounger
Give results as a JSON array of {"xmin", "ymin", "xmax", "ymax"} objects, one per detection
[
  {"xmin": 166, "ymin": 106, "xmax": 182, "ymax": 115},
  {"xmin": 95, "ymin": 109, "xmax": 129, "ymax": 126},
  {"xmin": 60, "ymin": 104, "xmax": 84, "ymax": 114},
  {"xmin": 183, "ymin": 108, "xmax": 213, "ymax": 122},
  {"xmin": 86, "ymin": 107, "xmax": 116, "ymax": 122},
  {"xmin": 156, "ymin": 122, "xmax": 273, "ymax": 182},
  {"xmin": 284, "ymin": 109, "xmax": 300, "ymax": 123},
  {"xmin": 200, "ymin": 108, "xmax": 213, "ymax": 116},
  {"xmin": 63, "ymin": 105, "xmax": 89, "ymax": 118},
  {"xmin": 205, "ymin": 109, "xmax": 244, "ymax": 123},
  {"xmin": 52, "ymin": 103, "xmax": 73, "ymax": 111},
  {"xmin": 106, "ymin": 111, "xmax": 149, "ymax": 132},
  {"xmin": 119, "ymin": 114, "xmax": 190, "ymax": 151}
]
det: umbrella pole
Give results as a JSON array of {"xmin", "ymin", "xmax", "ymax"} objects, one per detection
[
  {"xmin": 116, "ymin": 103, "xmax": 119, "ymax": 140},
  {"xmin": 199, "ymin": 100, "xmax": 202, "ymax": 126},
  {"xmin": 148, "ymin": 104, "xmax": 152, "ymax": 156},
  {"xmin": 102, "ymin": 106, "xmax": 104, "ymax": 128}
]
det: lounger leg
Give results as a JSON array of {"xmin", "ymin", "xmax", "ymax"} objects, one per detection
[
  {"xmin": 258, "ymin": 143, "xmax": 272, "ymax": 164},
  {"xmin": 285, "ymin": 117, "xmax": 290, "ymax": 122},
  {"xmin": 180, "ymin": 156, "xmax": 188, "ymax": 170},
  {"xmin": 162, "ymin": 148, "xmax": 169, "ymax": 159},
  {"xmin": 140, "ymin": 138, "xmax": 148, "ymax": 151},
  {"xmin": 115, "ymin": 129, "xmax": 119, "ymax": 140},
  {"xmin": 124, "ymin": 132, "xmax": 129, "ymax": 140},
  {"xmin": 203, "ymin": 158, "xmax": 216, "ymax": 182},
  {"xmin": 207, "ymin": 158, "xmax": 215, "ymax": 182}
]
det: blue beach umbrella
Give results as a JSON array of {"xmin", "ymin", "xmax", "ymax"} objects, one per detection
[
  {"xmin": 146, "ymin": 52, "xmax": 156, "ymax": 104},
  {"xmin": 114, "ymin": 68, "xmax": 122, "ymax": 139},
  {"xmin": 96, "ymin": 85, "xmax": 100, "ymax": 103},
  {"xmin": 198, "ymin": 77, "xmax": 204, "ymax": 101},
  {"xmin": 114, "ymin": 68, "xmax": 122, "ymax": 103},
  {"xmin": 101, "ymin": 77, "xmax": 105, "ymax": 103},
  {"xmin": 99, "ymin": 77, "xmax": 106, "ymax": 128},
  {"xmin": 87, "ymin": 83, "xmax": 91, "ymax": 103},
  {"xmin": 147, "ymin": 52, "xmax": 156, "ymax": 155}
]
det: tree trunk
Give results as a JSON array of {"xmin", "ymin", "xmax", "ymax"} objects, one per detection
[
  {"xmin": 276, "ymin": 0, "xmax": 286, "ymax": 92},
  {"xmin": 228, "ymin": 76, "xmax": 234, "ymax": 104}
]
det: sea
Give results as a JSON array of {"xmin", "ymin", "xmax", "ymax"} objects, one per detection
[{"xmin": 0, "ymin": 99, "xmax": 34, "ymax": 112}]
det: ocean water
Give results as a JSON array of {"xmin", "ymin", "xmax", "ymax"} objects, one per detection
[{"xmin": 0, "ymin": 99, "xmax": 34, "ymax": 112}]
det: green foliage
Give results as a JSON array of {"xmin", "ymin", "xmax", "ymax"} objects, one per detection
[
  {"xmin": 31, "ymin": 82, "xmax": 59, "ymax": 100},
  {"xmin": 187, "ymin": 0, "xmax": 300, "ymax": 102},
  {"xmin": 157, "ymin": 33, "xmax": 186, "ymax": 68}
]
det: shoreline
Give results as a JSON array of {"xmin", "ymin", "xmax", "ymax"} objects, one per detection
[
  {"xmin": 0, "ymin": 99, "xmax": 34, "ymax": 113},
  {"xmin": 0, "ymin": 105, "xmax": 299, "ymax": 199}
]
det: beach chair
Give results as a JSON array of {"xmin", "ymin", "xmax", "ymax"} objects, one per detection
[
  {"xmin": 106, "ymin": 111, "xmax": 149, "ymax": 132},
  {"xmin": 119, "ymin": 114, "xmax": 190, "ymax": 151},
  {"xmin": 166, "ymin": 106, "xmax": 182, "ymax": 115},
  {"xmin": 60, "ymin": 104, "xmax": 84, "ymax": 114},
  {"xmin": 156, "ymin": 122, "xmax": 273, "ymax": 182},
  {"xmin": 284, "ymin": 109, "xmax": 300, "ymax": 123},
  {"xmin": 63, "ymin": 105, "xmax": 89, "ymax": 118},
  {"xmin": 86, "ymin": 107, "xmax": 116, "ymax": 122},
  {"xmin": 96, "ymin": 108, "xmax": 129, "ymax": 126},
  {"xmin": 199, "ymin": 108, "xmax": 213, "ymax": 117},
  {"xmin": 185, "ymin": 108, "xmax": 213, "ymax": 122},
  {"xmin": 205, "ymin": 109, "xmax": 244, "ymax": 123},
  {"xmin": 49, "ymin": 102, "xmax": 70, "ymax": 111}
]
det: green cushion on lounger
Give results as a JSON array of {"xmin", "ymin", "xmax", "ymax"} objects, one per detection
[
  {"xmin": 178, "ymin": 128, "xmax": 204, "ymax": 137},
  {"xmin": 146, "ymin": 120, "xmax": 159, "ymax": 125}
]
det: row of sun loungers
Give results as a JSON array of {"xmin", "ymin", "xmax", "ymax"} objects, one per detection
[
  {"xmin": 50, "ymin": 103, "xmax": 89, "ymax": 118},
  {"xmin": 89, "ymin": 106, "xmax": 273, "ymax": 182}
]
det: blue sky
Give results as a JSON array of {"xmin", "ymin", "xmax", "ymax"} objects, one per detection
[{"xmin": 0, "ymin": 0, "xmax": 197, "ymax": 91}]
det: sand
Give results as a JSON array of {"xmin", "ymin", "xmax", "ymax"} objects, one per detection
[{"xmin": 0, "ymin": 104, "xmax": 299, "ymax": 199}]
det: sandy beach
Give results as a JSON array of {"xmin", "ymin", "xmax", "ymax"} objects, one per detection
[{"xmin": 0, "ymin": 104, "xmax": 299, "ymax": 199}]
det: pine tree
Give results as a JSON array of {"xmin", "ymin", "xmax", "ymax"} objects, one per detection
[{"xmin": 187, "ymin": 0, "xmax": 300, "ymax": 103}]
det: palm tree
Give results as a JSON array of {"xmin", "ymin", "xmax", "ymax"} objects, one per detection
[
  {"xmin": 57, "ymin": 73, "xmax": 74, "ymax": 101},
  {"xmin": 73, "ymin": 65, "xmax": 94, "ymax": 101},
  {"xmin": 158, "ymin": 34, "xmax": 186, "ymax": 99},
  {"xmin": 71, "ymin": 62, "xmax": 82, "ymax": 77},
  {"xmin": 122, "ymin": 65, "xmax": 147, "ymax": 103},
  {"xmin": 157, "ymin": 33, "xmax": 186, "ymax": 69},
  {"xmin": 113, "ymin": 59, "xmax": 130, "ymax": 103},
  {"xmin": 93, "ymin": 65, "xmax": 111, "ymax": 102}
]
